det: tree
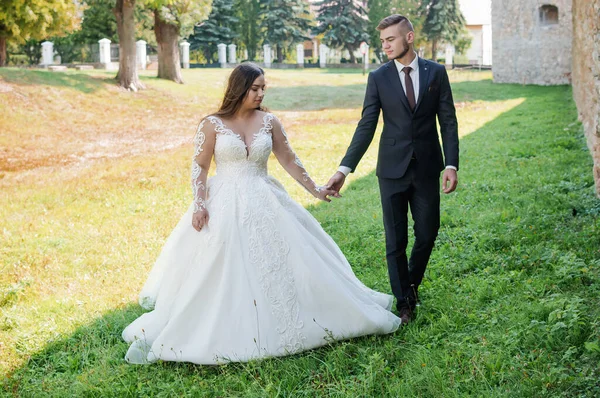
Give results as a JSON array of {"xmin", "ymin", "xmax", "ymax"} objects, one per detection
[
  {"xmin": 43, "ymin": 0, "xmax": 155, "ymax": 66},
  {"xmin": 259, "ymin": 0, "xmax": 312, "ymax": 63},
  {"xmin": 234, "ymin": 0, "xmax": 260, "ymax": 60},
  {"xmin": 313, "ymin": 0, "xmax": 369, "ymax": 63},
  {"xmin": 114, "ymin": 0, "xmax": 144, "ymax": 90},
  {"xmin": 78, "ymin": 0, "xmax": 120, "ymax": 44},
  {"xmin": 419, "ymin": 0, "xmax": 469, "ymax": 59},
  {"xmin": 53, "ymin": 35, "xmax": 83, "ymax": 64},
  {"xmin": 366, "ymin": 0, "xmax": 388, "ymax": 62},
  {"xmin": 0, "ymin": 0, "xmax": 82, "ymax": 66},
  {"xmin": 22, "ymin": 39, "xmax": 42, "ymax": 65},
  {"xmin": 149, "ymin": 0, "xmax": 211, "ymax": 84},
  {"xmin": 188, "ymin": 0, "xmax": 238, "ymax": 64}
]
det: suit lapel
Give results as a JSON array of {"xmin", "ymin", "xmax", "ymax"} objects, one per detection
[
  {"xmin": 383, "ymin": 61, "xmax": 412, "ymax": 114},
  {"xmin": 414, "ymin": 58, "xmax": 430, "ymax": 114}
]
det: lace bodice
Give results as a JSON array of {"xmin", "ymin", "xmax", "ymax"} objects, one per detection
[
  {"xmin": 208, "ymin": 114, "xmax": 273, "ymax": 178},
  {"xmin": 191, "ymin": 112, "xmax": 322, "ymax": 214}
]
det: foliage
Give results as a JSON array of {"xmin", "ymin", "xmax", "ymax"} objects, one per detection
[
  {"xmin": 77, "ymin": 0, "xmax": 119, "ymax": 43},
  {"xmin": 419, "ymin": 0, "xmax": 470, "ymax": 55},
  {"xmin": 0, "ymin": 0, "xmax": 83, "ymax": 65},
  {"xmin": 52, "ymin": 34, "xmax": 86, "ymax": 64},
  {"xmin": 187, "ymin": 0, "xmax": 238, "ymax": 64},
  {"xmin": 0, "ymin": 0, "xmax": 82, "ymax": 44},
  {"xmin": 73, "ymin": 0, "xmax": 154, "ymax": 46},
  {"xmin": 22, "ymin": 39, "xmax": 42, "ymax": 64},
  {"xmin": 259, "ymin": 0, "xmax": 312, "ymax": 62},
  {"xmin": 234, "ymin": 0, "xmax": 261, "ymax": 60},
  {"xmin": 313, "ymin": 0, "xmax": 369, "ymax": 63},
  {"xmin": 145, "ymin": 0, "xmax": 212, "ymax": 37}
]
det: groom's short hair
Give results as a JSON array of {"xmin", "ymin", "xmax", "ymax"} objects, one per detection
[{"xmin": 377, "ymin": 14, "xmax": 414, "ymax": 32}]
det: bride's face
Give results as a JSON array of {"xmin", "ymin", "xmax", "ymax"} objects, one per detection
[{"xmin": 242, "ymin": 75, "xmax": 266, "ymax": 110}]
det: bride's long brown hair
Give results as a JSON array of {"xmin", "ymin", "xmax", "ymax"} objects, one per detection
[{"xmin": 213, "ymin": 62, "xmax": 268, "ymax": 119}]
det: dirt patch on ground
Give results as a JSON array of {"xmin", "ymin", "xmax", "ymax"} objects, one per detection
[{"xmin": 0, "ymin": 76, "xmax": 204, "ymax": 175}]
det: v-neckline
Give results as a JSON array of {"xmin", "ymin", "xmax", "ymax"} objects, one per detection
[{"xmin": 213, "ymin": 116, "xmax": 266, "ymax": 158}]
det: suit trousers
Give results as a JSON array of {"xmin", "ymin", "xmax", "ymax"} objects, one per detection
[{"xmin": 378, "ymin": 159, "xmax": 440, "ymax": 310}]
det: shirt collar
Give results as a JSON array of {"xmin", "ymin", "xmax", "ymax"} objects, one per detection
[{"xmin": 394, "ymin": 53, "xmax": 419, "ymax": 72}]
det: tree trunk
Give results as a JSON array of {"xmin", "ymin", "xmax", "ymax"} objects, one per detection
[
  {"xmin": 247, "ymin": 19, "xmax": 257, "ymax": 61},
  {"xmin": 0, "ymin": 36, "xmax": 7, "ymax": 67},
  {"xmin": 247, "ymin": 0, "xmax": 259, "ymax": 61},
  {"xmin": 114, "ymin": 0, "xmax": 144, "ymax": 91},
  {"xmin": 432, "ymin": 40, "xmax": 437, "ymax": 61},
  {"xmin": 347, "ymin": 45, "xmax": 356, "ymax": 63},
  {"xmin": 277, "ymin": 45, "xmax": 283, "ymax": 63},
  {"xmin": 154, "ymin": 10, "xmax": 183, "ymax": 84}
]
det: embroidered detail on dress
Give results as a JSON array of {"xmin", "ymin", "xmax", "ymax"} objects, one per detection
[
  {"xmin": 241, "ymin": 178, "xmax": 306, "ymax": 354},
  {"xmin": 192, "ymin": 120, "xmax": 207, "ymax": 213}
]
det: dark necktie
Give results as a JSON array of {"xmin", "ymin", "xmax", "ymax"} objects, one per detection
[{"xmin": 402, "ymin": 66, "xmax": 416, "ymax": 112}]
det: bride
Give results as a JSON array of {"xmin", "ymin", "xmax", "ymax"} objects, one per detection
[{"xmin": 122, "ymin": 62, "xmax": 401, "ymax": 364}]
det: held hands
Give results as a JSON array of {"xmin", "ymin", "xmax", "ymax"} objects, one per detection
[
  {"xmin": 325, "ymin": 171, "xmax": 346, "ymax": 198},
  {"xmin": 192, "ymin": 209, "xmax": 209, "ymax": 231},
  {"xmin": 314, "ymin": 186, "xmax": 339, "ymax": 202},
  {"xmin": 442, "ymin": 168, "xmax": 458, "ymax": 194}
]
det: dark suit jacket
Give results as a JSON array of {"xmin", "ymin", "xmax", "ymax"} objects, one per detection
[{"xmin": 340, "ymin": 57, "xmax": 459, "ymax": 179}]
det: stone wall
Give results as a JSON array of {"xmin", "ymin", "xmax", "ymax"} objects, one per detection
[
  {"xmin": 572, "ymin": 0, "xmax": 600, "ymax": 196},
  {"xmin": 492, "ymin": 0, "xmax": 572, "ymax": 85}
]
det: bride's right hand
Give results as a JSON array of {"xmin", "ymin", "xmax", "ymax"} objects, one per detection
[
  {"xmin": 314, "ymin": 187, "xmax": 338, "ymax": 203},
  {"xmin": 192, "ymin": 209, "xmax": 209, "ymax": 231}
]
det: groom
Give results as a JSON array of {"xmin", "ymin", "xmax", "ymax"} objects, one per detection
[{"xmin": 327, "ymin": 15, "xmax": 459, "ymax": 325}]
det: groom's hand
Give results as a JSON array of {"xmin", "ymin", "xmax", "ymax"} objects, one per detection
[
  {"xmin": 326, "ymin": 172, "xmax": 346, "ymax": 198},
  {"xmin": 442, "ymin": 169, "xmax": 458, "ymax": 194}
]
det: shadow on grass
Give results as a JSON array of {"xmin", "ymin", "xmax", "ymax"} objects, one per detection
[
  {"xmin": 0, "ymin": 67, "xmax": 562, "ymax": 110},
  {"xmin": 266, "ymin": 84, "xmax": 368, "ymax": 111},
  {"xmin": 265, "ymin": 79, "xmax": 569, "ymax": 112},
  {"xmin": 1, "ymin": 302, "xmax": 398, "ymax": 396},
  {"xmin": 0, "ymin": 68, "xmax": 114, "ymax": 94}
]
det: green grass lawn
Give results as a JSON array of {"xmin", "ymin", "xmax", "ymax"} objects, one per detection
[{"xmin": 0, "ymin": 67, "xmax": 598, "ymax": 397}]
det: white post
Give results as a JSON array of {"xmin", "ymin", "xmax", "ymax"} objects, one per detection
[
  {"xmin": 217, "ymin": 43, "xmax": 227, "ymax": 67},
  {"xmin": 363, "ymin": 44, "xmax": 370, "ymax": 72},
  {"xmin": 136, "ymin": 40, "xmax": 147, "ymax": 70},
  {"xmin": 227, "ymin": 44, "xmax": 237, "ymax": 65},
  {"xmin": 482, "ymin": 24, "xmax": 493, "ymax": 66},
  {"xmin": 180, "ymin": 41, "xmax": 190, "ymax": 69},
  {"xmin": 445, "ymin": 44, "xmax": 454, "ymax": 68},
  {"xmin": 296, "ymin": 43, "xmax": 304, "ymax": 67},
  {"xmin": 243, "ymin": 48, "xmax": 248, "ymax": 61},
  {"xmin": 319, "ymin": 44, "xmax": 328, "ymax": 68},
  {"xmin": 263, "ymin": 44, "xmax": 272, "ymax": 68},
  {"xmin": 98, "ymin": 38, "xmax": 111, "ymax": 68},
  {"xmin": 41, "ymin": 41, "xmax": 54, "ymax": 65}
]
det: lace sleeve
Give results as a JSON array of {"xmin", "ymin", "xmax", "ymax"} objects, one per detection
[
  {"xmin": 192, "ymin": 119, "xmax": 215, "ymax": 213},
  {"xmin": 271, "ymin": 115, "xmax": 322, "ymax": 196}
]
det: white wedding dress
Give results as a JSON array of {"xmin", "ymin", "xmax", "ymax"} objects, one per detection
[{"xmin": 122, "ymin": 113, "xmax": 400, "ymax": 364}]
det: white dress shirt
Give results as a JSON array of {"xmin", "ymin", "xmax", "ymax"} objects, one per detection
[
  {"xmin": 394, "ymin": 55, "xmax": 420, "ymax": 104},
  {"xmin": 338, "ymin": 53, "xmax": 456, "ymax": 176}
]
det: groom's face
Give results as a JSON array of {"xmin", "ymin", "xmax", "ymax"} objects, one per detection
[{"xmin": 380, "ymin": 24, "xmax": 413, "ymax": 60}]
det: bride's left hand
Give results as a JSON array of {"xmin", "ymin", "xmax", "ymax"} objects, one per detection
[{"xmin": 314, "ymin": 186, "xmax": 338, "ymax": 202}]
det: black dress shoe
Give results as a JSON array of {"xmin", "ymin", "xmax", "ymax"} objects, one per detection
[{"xmin": 399, "ymin": 307, "xmax": 414, "ymax": 325}]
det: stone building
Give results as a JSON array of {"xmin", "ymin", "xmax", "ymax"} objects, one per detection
[
  {"xmin": 571, "ymin": 0, "xmax": 600, "ymax": 196},
  {"xmin": 492, "ymin": 0, "xmax": 572, "ymax": 85},
  {"xmin": 492, "ymin": 0, "xmax": 599, "ymax": 196}
]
